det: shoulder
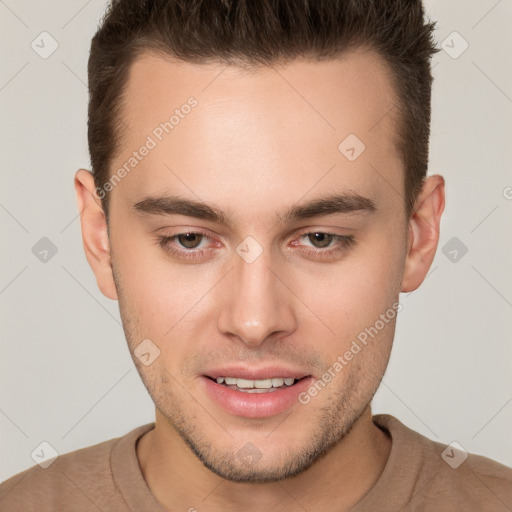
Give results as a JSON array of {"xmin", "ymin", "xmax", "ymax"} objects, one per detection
[
  {"xmin": 373, "ymin": 414, "xmax": 512, "ymax": 511},
  {"xmin": 0, "ymin": 424, "xmax": 153, "ymax": 512},
  {"xmin": 422, "ymin": 436, "xmax": 512, "ymax": 509}
]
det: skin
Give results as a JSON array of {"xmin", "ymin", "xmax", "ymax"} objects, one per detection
[{"xmin": 74, "ymin": 47, "xmax": 444, "ymax": 511}]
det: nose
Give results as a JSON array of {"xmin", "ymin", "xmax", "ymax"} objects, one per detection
[{"xmin": 216, "ymin": 247, "xmax": 298, "ymax": 348}]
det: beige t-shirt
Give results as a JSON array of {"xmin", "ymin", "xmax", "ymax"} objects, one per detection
[{"xmin": 1, "ymin": 414, "xmax": 511, "ymax": 511}]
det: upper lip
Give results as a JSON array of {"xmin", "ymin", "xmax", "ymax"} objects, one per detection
[{"xmin": 204, "ymin": 365, "xmax": 311, "ymax": 381}]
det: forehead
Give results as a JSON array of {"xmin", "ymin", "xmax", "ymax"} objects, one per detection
[{"xmin": 110, "ymin": 49, "xmax": 403, "ymax": 219}]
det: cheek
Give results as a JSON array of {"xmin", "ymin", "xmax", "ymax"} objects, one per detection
[
  {"xmin": 354, "ymin": 226, "xmax": 405, "ymax": 297},
  {"xmin": 296, "ymin": 232, "xmax": 404, "ymax": 342},
  {"xmin": 114, "ymin": 238, "xmax": 221, "ymax": 336}
]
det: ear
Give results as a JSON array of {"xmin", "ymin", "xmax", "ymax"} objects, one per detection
[
  {"xmin": 401, "ymin": 175, "xmax": 445, "ymax": 293},
  {"xmin": 74, "ymin": 169, "xmax": 118, "ymax": 300}
]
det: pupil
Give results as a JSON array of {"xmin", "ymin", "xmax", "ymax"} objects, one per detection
[
  {"xmin": 309, "ymin": 232, "xmax": 332, "ymax": 248},
  {"xmin": 178, "ymin": 233, "xmax": 201, "ymax": 249}
]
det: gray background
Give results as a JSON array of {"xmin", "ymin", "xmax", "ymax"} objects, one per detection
[{"xmin": 1, "ymin": 0, "xmax": 511, "ymax": 481}]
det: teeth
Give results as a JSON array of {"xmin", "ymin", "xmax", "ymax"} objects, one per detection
[
  {"xmin": 214, "ymin": 376, "xmax": 298, "ymax": 389},
  {"xmin": 237, "ymin": 378, "xmax": 255, "ymax": 389},
  {"xmin": 254, "ymin": 379, "xmax": 273, "ymax": 388}
]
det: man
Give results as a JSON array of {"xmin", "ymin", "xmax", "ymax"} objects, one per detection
[{"xmin": 1, "ymin": 0, "xmax": 511, "ymax": 510}]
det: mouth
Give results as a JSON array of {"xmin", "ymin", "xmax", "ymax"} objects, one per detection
[{"xmin": 201, "ymin": 372, "xmax": 314, "ymax": 418}]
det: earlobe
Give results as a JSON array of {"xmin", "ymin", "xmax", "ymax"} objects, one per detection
[
  {"xmin": 401, "ymin": 175, "xmax": 445, "ymax": 293},
  {"xmin": 74, "ymin": 169, "xmax": 118, "ymax": 300}
]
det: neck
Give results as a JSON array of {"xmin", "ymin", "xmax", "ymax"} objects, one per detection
[{"xmin": 137, "ymin": 405, "xmax": 391, "ymax": 512}]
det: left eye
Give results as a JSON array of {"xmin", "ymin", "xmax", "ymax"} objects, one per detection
[
  {"xmin": 156, "ymin": 231, "xmax": 214, "ymax": 261},
  {"xmin": 301, "ymin": 232, "xmax": 336, "ymax": 248},
  {"xmin": 175, "ymin": 232, "xmax": 206, "ymax": 249}
]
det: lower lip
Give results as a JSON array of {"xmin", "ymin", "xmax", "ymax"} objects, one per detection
[{"xmin": 201, "ymin": 376, "xmax": 314, "ymax": 418}]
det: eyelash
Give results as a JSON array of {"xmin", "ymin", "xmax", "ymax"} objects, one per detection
[{"xmin": 156, "ymin": 229, "xmax": 355, "ymax": 262}]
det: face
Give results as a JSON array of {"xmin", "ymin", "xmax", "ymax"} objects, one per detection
[{"xmin": 97, "ymin": 49, "xmax": 410, "ymax": 482}]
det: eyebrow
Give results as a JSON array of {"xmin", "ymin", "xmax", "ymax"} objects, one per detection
[{"xmin": 133, "ymin": 192, "xmax": 377, "ymax": 226}]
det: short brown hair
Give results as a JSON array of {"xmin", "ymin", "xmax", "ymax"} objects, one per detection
[{"xmin": 88, "ymin": 0, "xmax": 439, "ymax": 220}]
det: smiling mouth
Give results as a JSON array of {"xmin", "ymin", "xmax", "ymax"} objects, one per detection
[{"xmin": 206, "ymin": 376, "xmax": 309, "ymax": 393}]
